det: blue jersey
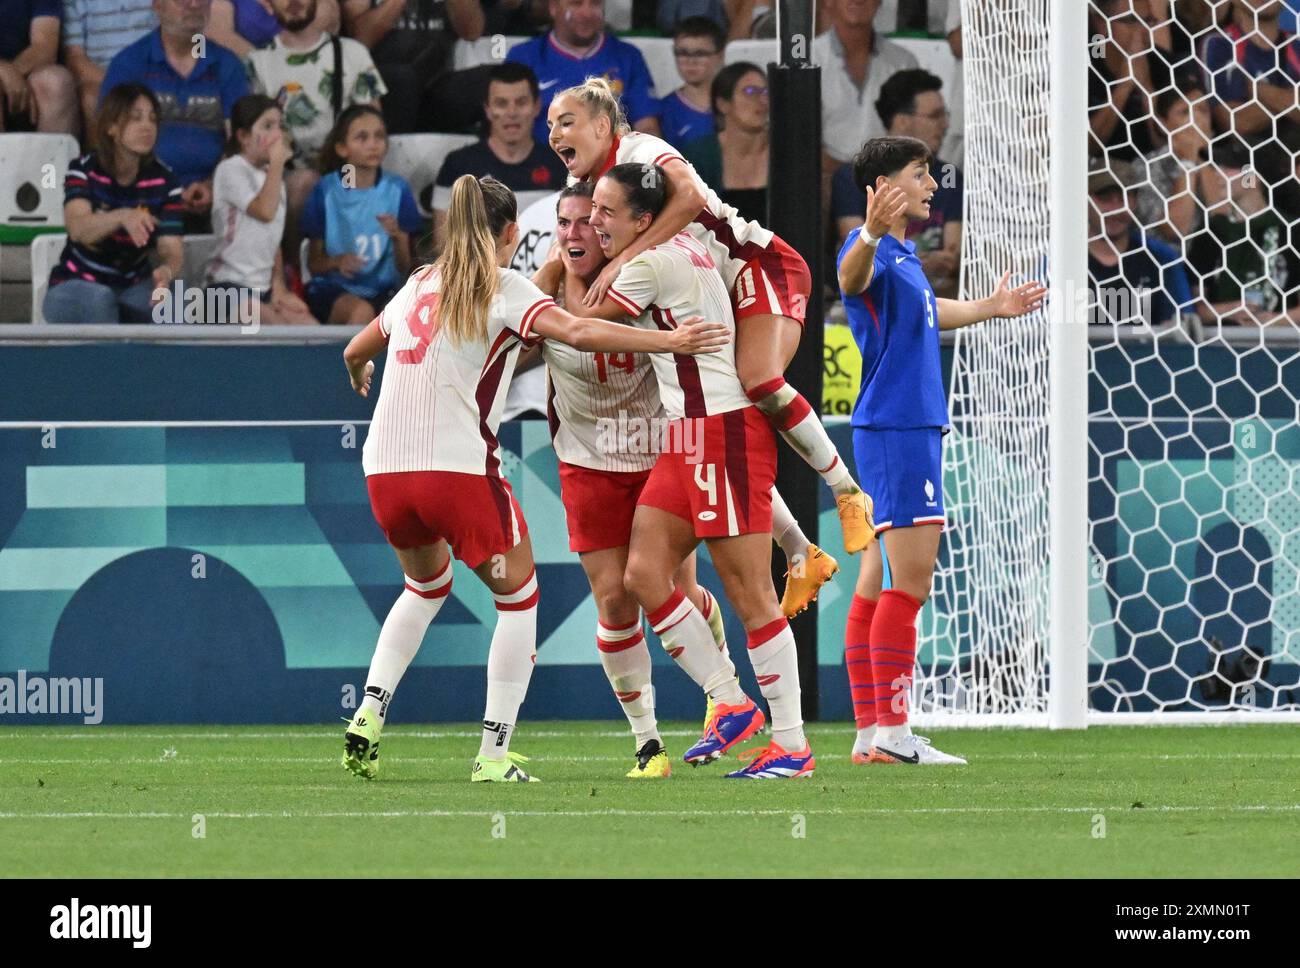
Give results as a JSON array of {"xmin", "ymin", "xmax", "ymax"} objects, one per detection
[
  {"xmin": 507, "ymin": 32, "xmax": 659, "ymax": 144},
  {"xmin": 839, "ymin": 229, "xmax": 949, "ymax": 430},
  {"xmin": 658, "ymin": 91, "xmax": 714, "ymax": 149},
  {"xmin": 299, "ymin": 169, "xmax": 423, "ymax": 298}
]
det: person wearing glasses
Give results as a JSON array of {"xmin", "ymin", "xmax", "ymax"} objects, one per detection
[
  {"xmin": 681, "ymin": 61, "xmax": 769, "ymax": 226},
  {"xmin": 831, "ymin": 68, "xmax": 963, "ymax": 297},
  {"xmin": 658, "ymin": 16, "xmax": 725, "ymax": 150}
]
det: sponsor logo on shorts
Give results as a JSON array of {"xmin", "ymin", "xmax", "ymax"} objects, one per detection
[{"xmin": 697, "ymin": 510, "xmax": 718, "ymax": 522}]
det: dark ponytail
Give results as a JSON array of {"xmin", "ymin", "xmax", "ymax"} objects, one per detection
[{"xmin": 601, "ymin": 162, "xmax": 668, "ymax": 220}]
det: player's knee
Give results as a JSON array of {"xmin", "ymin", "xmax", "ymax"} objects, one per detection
[
  {"xmin": 593, "ymin": 587, "xmax": 639, "ymax": 628},
  {"xmin": 622, "ymin": 554, "xmax": 662, "ymax": 606}
]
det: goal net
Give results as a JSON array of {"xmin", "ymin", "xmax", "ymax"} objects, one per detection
[{"xmin": 916, "ymin": 0, "xmax": 1300, "ymax": 724}]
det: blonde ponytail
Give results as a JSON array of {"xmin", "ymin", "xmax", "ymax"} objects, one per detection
[
  {"xmin": 557, "ymin": 76, "xmax": 631, "ymax": 139},
  {"xmin": 435, "ymin": 175, "xmax": 509, "ymax": 346}
]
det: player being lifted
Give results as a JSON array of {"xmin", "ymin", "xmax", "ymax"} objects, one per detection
[
  {"xmin": 547, "ymin": 78, "xmax": 860, "ymax": 618},
  {"xmin": 535, "ymin": 180, "xmax": 734, "ymax": 778},
  {"xmin": 340, "ymin": 175, "xmax": 730, "ymax": 782},
  {"xmin": 837, "ymin": 137, "xmax": 1045, "ymax": 765},
  {"xmin": 575, "ymin": 163, "xmax": 815, "ymax": 779}
]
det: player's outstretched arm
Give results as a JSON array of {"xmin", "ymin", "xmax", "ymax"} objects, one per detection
[
  {"xmin": 343, "ymin": 317, "xmax": 386, "ymax": 396},
  {"xmin": 936, "ymin": 271, "xmax": 1047, "ymax": 330},
  {"xmin": 583, "ymin": 158, "xmax": 707, "ymax": 307},
  {"xmin": 531, "ymin": 306, "xmax": 730, "ymax": 355}
]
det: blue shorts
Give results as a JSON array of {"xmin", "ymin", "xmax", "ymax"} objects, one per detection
[
  {"xmin": 306, "ymin": 281, "xmax": 398, "ymax": 322},
  {"xmin": 852, "ymin": 427, "xmax": 946, "ymax": 534}
]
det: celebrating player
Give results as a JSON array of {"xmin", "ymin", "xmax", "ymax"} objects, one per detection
[
  {"xmin": 547, "ymin": 78, "xmax": 855, "ymax": 617},
  {"xmin": 574, "ymin": 163, "xmax": 815, "ymax": 779},
  {"xmin": 837, "ymin": 137, "xmax": 1046, "ymax": 766},
  {"xmin": 340, "ymin": 174, "xmax": 730, "ymax": 783},
  {"xmin": 537, "ymin": 180, "xmax": 734, "ymax": 778}
]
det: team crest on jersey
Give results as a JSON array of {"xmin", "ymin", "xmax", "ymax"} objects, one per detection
[
  {"xmin": 924, "ymin": 479, "xmax": 937, "ymax": 507},
  {"xmin": 736, "ymin": 267, "xmax": 758, "ymax": 309}
]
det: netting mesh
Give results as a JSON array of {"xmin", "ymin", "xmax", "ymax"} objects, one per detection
[{"xmin": 936, "ymin": 0, "xmax": 1300, "ymax": 719}]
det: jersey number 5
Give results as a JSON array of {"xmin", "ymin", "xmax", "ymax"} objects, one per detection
[
  {"xmin": 594, "ymin": 352, "xmax": 635, "ymax": 383},
  {"xmin": 396, "ymin": 292, "xmax": 440, "ymax": 365}
]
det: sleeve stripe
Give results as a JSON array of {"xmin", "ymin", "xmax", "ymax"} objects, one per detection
[
  {"xmin": 653, "ymin": 152, "xmax": 684, "ymax": 167},
  {"xmin": 518, "ymin": 298, "xmax": 555, "ymax": 338},
  {"xmin": 607, "ymin": 287, "xmax": 642, "ymax": 315}
]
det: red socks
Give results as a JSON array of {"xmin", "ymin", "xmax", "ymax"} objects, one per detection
[
  {"xmin": 845, "ymin": 594, "xmax": 877, "ymax": 729},
  {"xmin": 871, "ymin": 589, "xmax": 922, "ymax": 726}
]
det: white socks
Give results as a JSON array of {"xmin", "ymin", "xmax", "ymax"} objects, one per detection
[
  {"xmin": 854, "ymin": 725, "xmax": 877, "ymax": 754},
  {"xmin": 360, "ymin": 561, "xmax": 453, "ymax": 722},
  {"xmin": 746, "ymin": 617, "xmax": 807, "ymax": 751},
  {"xmin": 647, "ymin": 587, "xmax": 742, "ymax": 704},
  {"xmin": 597, "ymin": 615, "xmax": 660, "ymax": 749},
  {"xmin": 480, "ymin": 569, "xmax": 540, "ymax": 759},
  {"xmin": 770, "ymin": 486, "xmax": 812, "ymax": 563}
]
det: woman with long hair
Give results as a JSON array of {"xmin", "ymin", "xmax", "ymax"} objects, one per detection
[{"xmin": 340, "ymin": 174, "xmax": 729, "ymax": 783}]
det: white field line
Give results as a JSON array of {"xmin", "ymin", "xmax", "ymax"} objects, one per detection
[
  {"xmin": 4, "ymin": 752, "xmax": 1300, "ymax": 764},
  {"xmin": 0, "ymin": 805, "xmax": 1298, "ymax": 821}
]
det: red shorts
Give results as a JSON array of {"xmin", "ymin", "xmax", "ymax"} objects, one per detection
[
  {"xmin": 731, "ymin": 234, "xmax": 812, "ymax": 326},
  {"xmin": 636, "ymin": 407, "xmax": 776, "ymax": 538},
  {"xmin": 558, "ymin": 461, "xmax": 652, "ymax": 553},
  {"xmin": 366, "ymin": 470, "xmax": 527, "ymax": 568}
]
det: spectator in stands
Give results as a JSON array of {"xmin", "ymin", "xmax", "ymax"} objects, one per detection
[
  {"xmin": 812, "ymin": 0, "xmax": 918, "ymax": 171},
  {"xmin": 831, "ymin": 68, "xmax": 962, "ymax": 296},
  {"xmin": 430, "ymin": 62, "xmax": 565, "ymax": 252},
  {"xmin": 1088, "ymin": 163, "xmax": 1194, "ymax": 327},
  {"xmin": 301, "ymin": 104, "xmax": 422, "ymax": 322},
  {"xmin": 43, "ymin": 83, "xmax": 184, "ymax": 324},
  {"xmin": 341, "ymin": 0, "xmax": 484, "ymax": 134},
  {"xmin": 722, "ymin": 0, "xmax": 775, "ymax": 40},
  {"xmin": 1088, "ymin": 0, "xmax": 1199, "ymax": 163},
  {"xmin": 246, "ymin": 0, "xmax": 386, "ymax": 262},
  {"xmin": 1190, "ymin": 139, "xmax": 1297, "ymax": 325},
  {"xmin": 63, "ymin": 1, "xmax": 159, "ymax": 136},
  {"xmin": 208, "ymin": 94, "xmax": 317, "ymax": 322},
  {"xmin": 0, "ymin": 0, "xmax": 78, "ymax": 134},
  {"xmin": 681, "ymin": 61, "xmax": 767, "ymax": 224},
  {"xmin": 1132, "ymin": 85, "xmax": 1213, "ymax": 244},
  {"xmin": 1201, "ymin": 0, "xmax": 1300, "ymax": 192},
  {"xmin": 102, "ymin": 0, "xmax": 250, "ymax": 228},
  {"xmin": 657, "ymin": 1, "xmax": 726, "ymax": 36},
  {"xmin": 208, "ymin": 0, "xmax": 339, "ymax": 57},
  {"xmin": 507, "ymin": 0, "xmax": 661, "ymax": 143},
  {"xmin": 658, "ymin": 15, "xmax": 725, "ymax": 150}
]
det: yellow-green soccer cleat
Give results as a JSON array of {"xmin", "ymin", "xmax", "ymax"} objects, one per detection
[
  {"xmin": 626, "ymin": 739, "xmax": 672, "ymax": 778},
  {"xmin": 471, "ymin": 751, "xmax": 540, "ymax": 782},
  {"xmin": 342, "ymin": 710, "xmax": 382, "ymax": 779}
]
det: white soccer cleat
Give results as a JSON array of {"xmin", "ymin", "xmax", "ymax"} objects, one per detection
[{"xmin": 867, "ymin": 734, "xmax": 967, "ymax": 765}]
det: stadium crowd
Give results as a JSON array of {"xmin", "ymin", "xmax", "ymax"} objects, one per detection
[{"xmin": 0, "ymin": 0, "xmax": 1297, "ymax": 328}]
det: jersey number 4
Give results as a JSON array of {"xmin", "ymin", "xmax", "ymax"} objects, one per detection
[
  {"xmin": 594, "ymin": 352, "xmax": 635, "ymax": 383},
  {"xmin": 396, "ymin": 293, "xmax": 441, "ymax": 365}
]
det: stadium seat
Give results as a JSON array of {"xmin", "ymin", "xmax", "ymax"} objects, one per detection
[
  {"xmin": 624, "ymin": 36, "xmax": 680, "ymax": 101},
  {"xmin": 386, "ymin": 133, "xmax": 478, "ymax": 218},
  {"xmin": 725, "ymin": 39, "xmax": 778, "ymax": 68},
  {"xmin": 300, "ymin": 237, "xmax": 311, "ymax": 284},
  {"xmin": 451, "ymin": 35, "xmax": 528, "ymax": 71},
  {"xmin": 182, "ymin": 234, "xmax": 219, "ymax": 286},
  {"xmin": 28, "ymin": 231, "xmax": 65, "ymax": 325},
  {"xmin": 723, "ymin": 38, "xmax": 953, "ymax": 96},
  {"xmin": 0, "ymin": 134, "xmax": 80, "ymax": 246}
]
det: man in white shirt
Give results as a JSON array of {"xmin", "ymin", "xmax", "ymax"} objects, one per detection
[
  {"xmin": 246, "ymin": 0, "xmax": 386, "ymax": 263},
  {"xmin": 812, "ymin": 0, "xmax": 918, "ymax": 167}
]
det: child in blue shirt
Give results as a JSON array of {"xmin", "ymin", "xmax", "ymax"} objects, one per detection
[{"xmin": 300, "ymin": 104, "xmax": 423, "ymax": 324}]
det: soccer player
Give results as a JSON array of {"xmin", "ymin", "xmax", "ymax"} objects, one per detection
[
  {"xmin": 547, "ymin": 77, "xmax": 861, "ymax": 618},
  {"xmin": 340, "ymin": 174, "xmax": 730, "ymax": 783},
  {"xmin": 536, "ymin": 180, "xmax": 733, "ymax": 778},
  {"xmin": 837, "ymin": 136, "xmax": 1046, "ymax": 765},
  {"xmin": 576, "ymin": 162, "xmax": 816, "ymax": 779}
]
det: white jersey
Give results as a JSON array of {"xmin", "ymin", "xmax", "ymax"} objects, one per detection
[
  {"xmin": 605, "ymin": 132, "xmax": 775, "ymax": 291},
  {"xmin": 542, "ymin": 284, "xmax": 663, "ymax": 472},
  {"xmin": 606, "ymin": 233, "xmax": 750, "ymax": 419},
  {"xmin": 362, "ymin": 267, "xmax": 555, "ymax": 477}
]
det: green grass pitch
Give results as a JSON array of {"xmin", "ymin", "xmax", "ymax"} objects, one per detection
[{"xmin": 1, "ymin": 723, "xmax": 1297, "ymax": 878}]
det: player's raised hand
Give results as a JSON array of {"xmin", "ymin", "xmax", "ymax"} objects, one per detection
[
  {"xmin": 989, "ymin": 270, "xmax": 1048, "ymax": 318},
  {"xmin": 864, "ymin": 183, "xmax": 909, "ymax": 240},
  {"xmin": 669, "ymin": 316, "xmax": 731, "ymax": 355}
]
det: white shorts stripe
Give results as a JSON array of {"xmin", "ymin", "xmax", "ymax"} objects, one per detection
[{"xmin": 723, "ymin": 468, "xmax": 739, "ymax": 536}]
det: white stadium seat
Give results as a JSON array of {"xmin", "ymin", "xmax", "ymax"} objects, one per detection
[
  {"xmin": 28, "ymin": 232, "xmax": 65, "ymax": 325},
  {"xmin": 386, "ymin": 133, "xmax": 478, "ymax": 218},
  {"xmin": 0, "ymin": 134, "xmax": 79, "ymax": 245},
  {"xmin": 624, "ymin": 36, "xmax": 680, "ymax": 101},
  {"xmin": 451, "ymin": 35, "xmax": 529, "ymax": 71},
  {"xmin": 724, "ymin": 37, "xmax": 955, "ymax": 96},
  {"xmin": 724, "ymin": 39, "xmax": 778, "ymax": 68},
  {"xmin": 182, "ymin": 234, "xmax": 219, "ymax": 285}
]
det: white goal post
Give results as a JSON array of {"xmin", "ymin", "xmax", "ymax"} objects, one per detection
[{"xmin": 912, "ymin": 0, "xmax": 1300, "ymax": 726}]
